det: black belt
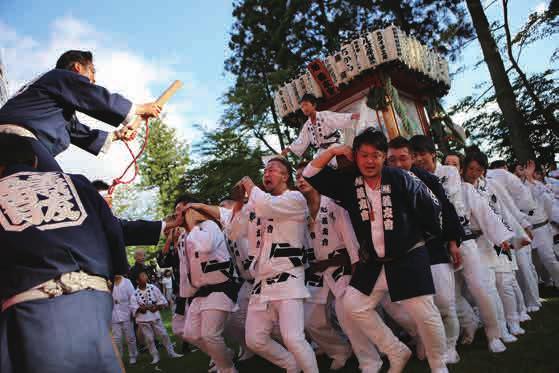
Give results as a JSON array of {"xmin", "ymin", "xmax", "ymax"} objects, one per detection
[
  {"xmin": 494, "ymin": 245, "xmax": 512, "ymax": 261},
  {"xmin": 191, "ymin": 280, "xmax": 241, "ymax": 303},
  {"xmin": 201, "ymin": 260, "xmax": 233, "ymax": 274},
  {"xmin": 532, "ymin": 220, "xmax": 549, "ymax": 230},
  {"xmin": 251, "ymin": 272, "xmax": 296, "ymax": 295},
  {"xmin": 464, "ymin": 230, "xmax": 482, "ymax": 241},
  {"xmin": 318, "ymin": 141, "xmax": 339, "ymax": 149}
]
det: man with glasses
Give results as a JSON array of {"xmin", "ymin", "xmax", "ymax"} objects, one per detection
[{"xmin": 0, "ymin": 50, "xmax": 161, "ymax": 171}]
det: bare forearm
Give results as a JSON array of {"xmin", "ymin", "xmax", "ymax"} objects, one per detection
[
  {"xmin": 310, "ymin": 148, "xmax": 336, "ymax": 169},
  {"xmin": 189, "ymin": 203, "xmax": 221, "ymax": 221}
]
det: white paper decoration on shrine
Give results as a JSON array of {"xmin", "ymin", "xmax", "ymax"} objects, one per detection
[{"xmin": 273, "ymin": 25, "xmax": 451, "ymax": 118}]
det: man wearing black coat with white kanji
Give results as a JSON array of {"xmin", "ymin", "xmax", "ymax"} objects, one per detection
[
  {"xmin": 303, "ymin": 129, "xmax": 448, "ymax": 373},
  {"xmin": 387, "ymin": 136, "xmax": 464, "ymax": 365},
  {"xmin": 0, "ymin": 133, "xmax": 128, "ymax": 372}
]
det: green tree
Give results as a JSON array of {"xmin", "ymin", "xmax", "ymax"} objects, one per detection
[
  {"xmin": 136, "ymin": 118, "xmax": 189, "ymax": 216},
  {"xmin": 180, "ymin": 126, "xmax": 263, "ymax": 204},
  {"xmin": 451, "ymin": 69, "xmax": 558, "ymax": 166},
  {"xmin": 224, "ymin": 0, "xmax": 474, "ymax": 152},
  {"xmin": 465, "ymin": 0, "xmax": 537, "ymax": 162}
]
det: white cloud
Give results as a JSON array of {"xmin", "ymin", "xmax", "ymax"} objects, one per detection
[
  {"xmin": 533, "ymin": 2, "xmax": 547, "ymax": 15},
  {"xmin": 0, "ymin": 16, "xmax": 217, "ymax": 184}
]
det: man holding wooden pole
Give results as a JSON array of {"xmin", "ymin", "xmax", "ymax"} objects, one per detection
[{"xmin": 0, "ymin": 50, "xmax": 164, "ymax": 171}]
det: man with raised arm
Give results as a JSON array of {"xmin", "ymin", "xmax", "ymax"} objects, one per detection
[
  {"xmin": 240, "ymin": 157, "xmax": 319, "ymax": 373},
  {"xmin": 303, "ymin": 129, "xmax": 447, "ymax": 373}
]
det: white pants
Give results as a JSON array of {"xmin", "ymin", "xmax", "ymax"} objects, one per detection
[
  {"xmin": 380, "ymin": 295, "xmax": 418, "ymax": 338},
  {"xmin": 431, "ymin": 263, "xmax": 459, "ymax": 350},
  {"xmin": 112, "ymin": 320, "xmax": 137, "ymax": 360},
  {"xmin": 336, "ymin": 296, "xmax": 382, "ymax": 373},
  {"xmin": 532, "ymin": 224, "xmax": 559, "ymax": 286},
  {"xmin": 511, "ymin": 273, "xmax": 527, "ymax": 315},
  {"xmin": 246, "ymin": 299, "xmax": 319, "ymax": 373},
  {"xmin": 137, "ymin": 319, "xmax": 174, "ymax": 359},
  {"xmin": 225, "ymin": 281, "xmax": 252, "ymax": 355},
  {"xmin": 304, "ymin": 301, "xmax": 352, "ymax": 364},
  {"xmin": 484, "ymin": 268, "xmax": 509, "ymax": 337},
  {"xmin": 455, "ymin": 240, "xmax": 501, "ymax": 340},
  {"xmin": 495, "ymin": 271, "xmax": 519, "ymax": 325},
  {"xmin": 342, "ymin": 269, "xmax": 447, "ymax": 371},
  {"xmin": 184, "ymin": 307, "xmax": 236, "ymax": 373},
  {"xmin": 514, "ymin": 245, "xmax": 541, "ymax": 308}
]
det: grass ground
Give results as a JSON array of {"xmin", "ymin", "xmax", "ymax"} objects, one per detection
[{"xmin": 126, "ymin": 287, "xmax": 559, "ymax": 373}]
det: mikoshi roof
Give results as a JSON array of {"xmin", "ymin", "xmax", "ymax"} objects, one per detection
[{"xmin": 273, "ymin": 25, "xmax": 451, "ymax": 121}]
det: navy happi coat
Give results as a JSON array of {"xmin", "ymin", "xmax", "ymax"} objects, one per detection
[{"xmin": 305, "ymin": 165, "xmax": 442, "ymax": 301}]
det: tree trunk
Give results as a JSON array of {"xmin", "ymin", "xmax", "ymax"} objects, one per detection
[
  {"xmin": 261, "ymin": 72, "xmax": 286, "ymax": 150},
  {"xmin": 466, "ymin": 0, "xmax": 535, "ymax": 162},
  {"xmin": 317, "ymin": 0, "xmax": 338, "ymax": 52},
  {"xmin": 502, "ymin": 0, "xmax": 559, "ymax": 138}
]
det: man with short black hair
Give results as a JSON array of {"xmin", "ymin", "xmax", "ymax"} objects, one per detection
[
  {"xmin": 239, "ymin": 157, "xmax": 319, "ymax": 373},
  {"xmin": 295, "ymin": 162, "xmax": 382, "ymax": 372},
  {"xmin": 304, "ymin": 129, "xmax": 448, "ymax": 373},
  {"xmin": 0, "ymin": 49, "xmax": 161, "ymax": 171},
  {"xmin": 387, "ymin": 136, "xmax": 463, "ymax": 364},
  {"xmin": 489, "ymin": 160, "xmax": 507, "ymax": 170},
  {"xmin": 0, "ymin": 133, "xmax": 128, "ymax": 372},
  {"xmin": 282, "ymin": 94, "xmax": 359, "ymax": 168}
]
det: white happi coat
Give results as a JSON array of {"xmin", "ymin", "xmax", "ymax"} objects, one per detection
[
  {"xmin": 289, "ymin": 111, "xmax": 354, "ymax": 158},
  {"xmin": 185, "ymin": 220, "xmax": 235, "ymax": 288},
  {"xmin": 247, "ymin": 187, "xmax": 310, "ymax": 306},
  {"xmin": 112, "ymin": 277, "xmax": 136, "ymax": 323},
  {"xmin": 434, "ymin": 163, "xmax": 467, "ymax": 220},
  {"xmin": 486, "ymin": 178, "xmax": 532, "ymax": 230},
  {"xmin": 486, "ymin": 168, "xmax": 536, "ymax": 215},
  {"xmin": 477, "ymin": 178, "xmax": 527, "ymax": 272},
  {"xmin": 220, "ymin": 205, "xmax": 253, "ymax": 281},
  {"xmin": 306, "ymin": 196, "xmax": 360, "ymax": 304},
  {"xmin": 176, "ymin": 230, "xmax": 197, "ymax": 298},
  {"xmin": 133, "ymin": 284, "xmax": 168, "ymax": 322},
  {"xmin": 525, "ymin": 180, "xmax": 554, "ymax": 224},
  {"xmin": 462, "ymin": 183, "xmax": 514, "ymax": 269}
]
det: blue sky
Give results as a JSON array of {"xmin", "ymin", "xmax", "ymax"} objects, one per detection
[{"xmin": 0, "ymin": 0, "xmax": 554, "ymax": 180}]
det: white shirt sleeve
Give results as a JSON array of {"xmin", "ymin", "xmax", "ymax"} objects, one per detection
[
  {"xmin": 130, "ymin": 291, "xmax": 140, "ymax": 317},
  {"xmin": 125, "ymin": 280, "xmax": 138, "ymax": 316},
  {"xmin": 289, "ymin": 122, "xmax": 311, "ymax": 157},
  {"xmin": 219, "ymin": 207, "xmax": 233, "ymax": 228},
  {"xmin": 489, "ymin": 180, "xmax": 531, "ymax": 229},
  {"xmin": 249, "ymin": 187, "xmax": 308, "ymax": 220},
  {"xmin": 99, "ymin": 104, "xmax": 137, "ymax": 155},
  {"xmin": 122, "ymin": 103, "xmax": 136, "ymax": 125},
  {"xmin": 468, "ymin": 186, "xmax": 514, "ymax": 245},
  {"xmin": 152, "ymin": 285, "xmax": 168, "ymax": 307},
  {"xmin": 488, "ymin": 169, "xmax": 537, "ymax": 213},
  {"xmin": 444, "ymin": 166, "xmax": 467, "ymax": 218},
  {"xmin": 302, "ymin": 163, "xmax": 323, "ymax": 178},
  {"xmin": 323, "ymin": 111, "xmax": 355, "ymax": 129},
  {"xmin": 189, "ymin": 221, "xmax": 220, "ymax": 254}
]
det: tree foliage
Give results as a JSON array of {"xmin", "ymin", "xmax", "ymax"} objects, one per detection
[
  {"xmin": 137, "ymin": 118, "xmax": 189, "ymax": 216},
  {"xmin": 451, "ymin": 69, "xmax": 558, "ymax": 166},
  {"xmin": 180, "ymin": 126, "xmax": 263, "ymax": 204},
  {"xmin": 224, "ymin": 0, "xmax": 474, "ymax": 152}
]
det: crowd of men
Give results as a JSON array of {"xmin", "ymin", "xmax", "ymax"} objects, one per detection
[{"xmin": 0, "ymin": 50, "xmax": 558, "ymax": 373}]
